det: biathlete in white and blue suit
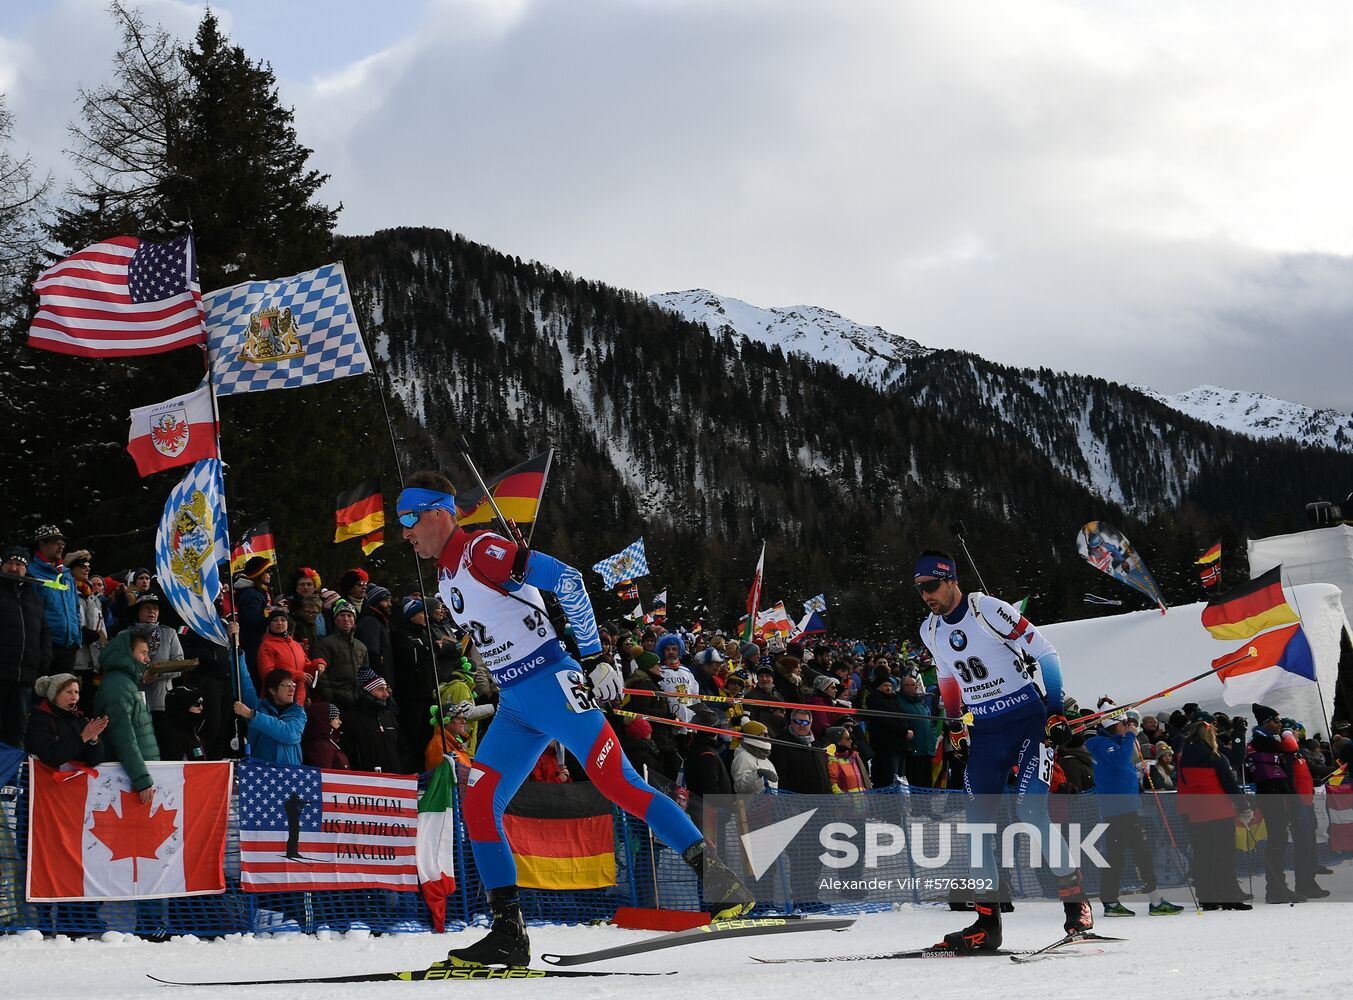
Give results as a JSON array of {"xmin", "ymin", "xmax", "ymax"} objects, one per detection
[
  {"xmin": 397, "ymin": 470, "xmax": 753, "ymax": 968},
  {"xmin": 913, "ymin": 549, "xmax": 1094, "ymax": 952}
]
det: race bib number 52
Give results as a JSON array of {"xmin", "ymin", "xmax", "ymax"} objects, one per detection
[{"xmin": 557, "ymin": 669, "xmax": 598, "ymax": 713}]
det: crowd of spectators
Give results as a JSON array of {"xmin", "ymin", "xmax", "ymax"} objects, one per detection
[{"xmin": 5, "ymin": 522, "xmax": 1353, "ymax": 922}]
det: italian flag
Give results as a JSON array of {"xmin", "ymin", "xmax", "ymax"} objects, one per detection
[{"xmin": 417, "ymin": 759, "xmax": 458, "ymax": 932}]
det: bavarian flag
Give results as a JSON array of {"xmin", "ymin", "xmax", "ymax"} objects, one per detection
[
  {"xmin": 1201, "ymin": 566, "xmax": 1299, "ymax": 640},
  {"xmin": 456, "ymin": 450, "xmax": 552, "ymax": 530},
  {"xmin": 335, "ymin": 479, "xmax": 383, "ymax": 542},
  {"xmin": 502, "ymin": 780, "xmax": 615, "ymax": 890}
]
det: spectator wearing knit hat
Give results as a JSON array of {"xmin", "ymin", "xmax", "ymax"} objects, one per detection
[
  {"xmin": 344, "ymin": 668, "xmax": 401, "ymax": 772},
  {"xmin": 232, "ymin": 555, "xmax": 274, "ymax": 673},
  {"xmin": 286, "ymin": 567, "xmax": 326, "ymax": 638},
  {"xmin": 1, "ymin": 544, "xmax": 50, "ymax": 745},
  {"xmin": 130, "ymin": 594, "xmax": 184, "ymax": 751},
  {"xmin": 355, "ymin": 584, "xmax": 395, "ymax": 678},
  {"xmin": 27, "ymin": 524, "xmax": 82, "ymax": 673},
  {"xmin": 255, "ymin": 606, "xmax": 327, "ymax": 706},
  {"xmin": 303, "ymin": 700, "xmax": 349, "ymax": 770},
  {"xmin": 26, "ymin": 672, "xmax": 107, "ymax": 769},
  {"xmin": 65, "ymin": 550, "xmax": 105, "ymax": 699},
  {"xmin": 313, "ymin": 599, "xmax": 368, "ymax": 710},
  {"xmin": 731, "ymin": 721, "xmax": 778, "ymax": 793}
]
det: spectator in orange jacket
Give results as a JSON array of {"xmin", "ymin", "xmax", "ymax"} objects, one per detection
[
  {"xmin": 255, "ymin": 608, "xmax": 326, "ymax": 705},
  {"xmin": 825, "ymin": 725, "xmax": 871, "ymax": 793}
]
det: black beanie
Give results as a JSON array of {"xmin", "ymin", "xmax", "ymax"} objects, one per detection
[{"xmin": 1252, "ymin": 702, "xmax": 1280, "ymax": 725}]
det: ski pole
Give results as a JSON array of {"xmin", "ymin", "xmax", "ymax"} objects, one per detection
[
  {"xmin": 950, "ymin": 520, "xmax": 992, "ymax": 595},
  {"xmin": 1141, "ymin": 764, "xmax": 1200, "ymax": 913},
  {"xmin": 1071, "ymin": 647, "xmax": 1258, "ymax": 732},
  {"xmin": 623, "ymin": 687, "xmax": 973, "ymax": 725},
  {"xmin": 456, "ymin": 436, "xmax": 530, "ymax": 582}
]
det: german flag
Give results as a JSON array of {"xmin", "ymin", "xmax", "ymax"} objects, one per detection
[
  {"xmin": 1201, "ymin": 565, "xmax": 1299, "ymax": 640},
  {"xmin": 1195, "ymin": 541, "xmax": 1222, "ymax": 565},
  {"xmin": 335, "ymin": 479, "xmax": 383, "ymax": 542},
  {"xmin": 502, "ymin": 780, "xmax": 616, "ymax": 890},
  {"xmin": 230, "ymin": 521, "xmax": 275, "ymax": 574},
  {"xmin": 360, "ymin": 529, "xmax": 384, "ymax": 556},
  {"xmin": 456, "ymin": 450, "xmax": 552, "ymax": 529}
]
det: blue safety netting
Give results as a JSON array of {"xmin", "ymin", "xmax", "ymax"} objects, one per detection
[{"xmin": 0, "ymin": 772, "xmax": 1344, "ymax": 937}]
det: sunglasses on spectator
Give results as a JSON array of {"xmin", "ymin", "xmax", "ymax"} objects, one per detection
[
  {"xmin": 915, "ymin": 579, "xmax": 947, "ymax": 594},
  {"xmin": 789, "ymin": 717, "xmax": 813, "ymax": 725}
]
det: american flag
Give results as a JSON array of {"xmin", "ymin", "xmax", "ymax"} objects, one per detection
[
  {"xmin": 28, "ymin": 234, "xmax": 206, "ymax": 357},
  {"xmin": 238, "ymin": 761, "xmax": 419, "ymax": 892}
]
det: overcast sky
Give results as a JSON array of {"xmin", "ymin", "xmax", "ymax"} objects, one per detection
[{"xmin": 5, "ymin": 0, "xmax": 1353, "ymax": 410}]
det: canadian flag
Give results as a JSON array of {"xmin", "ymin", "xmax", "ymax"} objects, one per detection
[
  {"xmin": 126, "ymin": 382, "xmax": 219, "ymax": 477},
  {"xmin": 27, "ymin": 760, "xmax": 232, "ymax": 901}
]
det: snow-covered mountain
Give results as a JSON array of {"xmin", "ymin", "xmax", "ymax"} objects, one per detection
[
  {"xmin": 653, "ymin": 288, "xmax": 1353, "ymax": 455},
  {"xmin": 649, "ymin": 289, "xmax": 930, "ymax": 390},
  {"xmin": 1133, "ymin": 384, "xmax": 1353, "ymax": 454}
]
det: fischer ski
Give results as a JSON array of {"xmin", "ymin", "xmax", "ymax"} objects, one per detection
[
  {"xmin": 1009, "ymin": 931, "xmax": 1125, "ymax": 964},
  {"xmin": 753, "ymin": 948, "xmax": 1037, "ymax": 962},
  {"xmin": 148, "ymin": 964, "xmax": 670, "ymax": 986},
  {"xmin": 540, "ymin": 915, "xmax": 855, "ymax": 967}
]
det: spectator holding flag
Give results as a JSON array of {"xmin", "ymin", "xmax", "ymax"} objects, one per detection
[
  {"xmin": 234, "ymin": 667, "xmax": 305, "ymax": 765},
  {"xmin": 93, "ymin": 630, "xmax": 161, "ymax": 801}
]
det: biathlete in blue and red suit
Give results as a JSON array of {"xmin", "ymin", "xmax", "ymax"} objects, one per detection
[
  {"xmin": 913, "ymin": 549, "xmax": 1094, "ymax": 952},
  {"xmin": 397, "ymin": 471, "xmax": 752, "ymax": 968}
]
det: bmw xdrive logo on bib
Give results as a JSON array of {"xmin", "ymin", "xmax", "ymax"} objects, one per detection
[{"xmin": 948, "ymin": 629, "xmax": 967, "ymax": 651}]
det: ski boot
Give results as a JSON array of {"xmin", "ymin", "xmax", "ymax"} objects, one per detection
[
  {"xmin": 444, "ymin": 886, "xmax": 530, "ymax": 968},
  {"xmin": 1057, "ymin": 872, "xmax": 1094, "ymax": 935},
  {"xmin": 683, "ymin": 841, "xmax": 755, "ymax": 920},
  {"xmin": 937, "ymin": 897, "xmax": 1002, "ymax": 952}
]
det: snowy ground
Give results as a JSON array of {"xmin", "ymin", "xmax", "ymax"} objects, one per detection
[{"xmin": 3, "ymin": 898, "xmax": 1345, "ymax": 1000}]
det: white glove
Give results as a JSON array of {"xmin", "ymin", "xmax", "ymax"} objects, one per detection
[{"xmin": 587, "ymin": 657, "xmax": 624, "ymax": 702}]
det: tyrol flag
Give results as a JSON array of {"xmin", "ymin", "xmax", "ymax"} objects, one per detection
[
  {"xmin": 205, "ymin": 262, "xmax": 370, "ymax": 396},
  {"xmin": 1201, "ymin": 566, "xmax": 1300, "ymax": 640},
  {"xmin": 231, "ymin": 521, "xmax": 276, "ymax": 574},
  {"xmin": 456, "ymin": 450, "xmax": 553, "ymax": 529},
  {"xmin": 1213, "ymin": 623, "xmax": 1317, "ymax": 706},
  {"xmin": 126, "ymin": 382, "xmax": 219, "ymax": 477},
  {"xmin": 27, "ymin": 760, "xmax": 232, "ymax": 901},
  {"xmin": 1076, "ymin": 520, "xmax": 1167, "ymax": 613},
  {"xmin": 593, "ymin": 538, "xmax": 649, "ymax": 590},
  {"xmin": 742, "ymin": 542, "xmax": 766, "ymax": 642},
  {"xmin": 28, "ymin": 234, "xmax": 206, "ymax": 357},
  {"xmin": 155, "ymin": 459, "xmax": 229, "ymax": 646},
  {"xmin": 335, "ymin": 479, "xmax": 384, "ymax": 543},
  {"xmin": 501, "ymin": 780, "xmax": 616, "ymax": 890}
]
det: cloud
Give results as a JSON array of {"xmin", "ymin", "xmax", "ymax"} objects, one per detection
[{"xmin": 6, "ymin": 0, "xmax": 1353, "ymax": 409}]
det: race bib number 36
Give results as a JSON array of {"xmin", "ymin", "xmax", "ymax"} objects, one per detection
[{"xmin": 557, "ymin": 669, "xmax": 598, "ymax": 713}]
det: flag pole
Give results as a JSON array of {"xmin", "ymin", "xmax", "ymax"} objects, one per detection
[
  {"xmin": 1286, "ymin": 580, "xmax": 1334, "ymax": 741},
  {"xmin": 524, "ymin": 447, "xmax": 555, "ymax": 550},
  {"xmin": 200, "ymin": 330, "xmax": 246, "ymax": 754},
  {"xmin": 358, "ymin": 322, "xmax": 452, "ymax": 756}
]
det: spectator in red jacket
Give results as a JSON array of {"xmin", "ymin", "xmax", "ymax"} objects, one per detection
[
  {"xmin": 1176, "ymin": 718, "xmax": 1252, "ymax": 910},
  {"xmin": 529, "ymin": 741, "xmax": 571, "ymax": 783},
  {"xmin": 255, "ymin": 608, "xmax": 326, "ymax": 706}
]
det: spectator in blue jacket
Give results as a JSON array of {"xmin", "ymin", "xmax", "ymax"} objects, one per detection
[
  {"xmin": 233, "ymin": 666, "xmax": 305, "ymax": 764},
  {"xmin": 1086, "ymin": 714, "xmax": 1181, "ymax": 917},
  {"xmin": 27, "ymin": 525, "xmax": 81, "ymax": 672}
]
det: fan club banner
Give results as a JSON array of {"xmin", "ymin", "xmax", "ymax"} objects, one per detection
[
  {"xmin": 27, "ymin": 760, "xmax": 231, "ymax": 901},
  {"xmin": 238, "ymin": 761, "xmax": 419, "ymax": 892}
]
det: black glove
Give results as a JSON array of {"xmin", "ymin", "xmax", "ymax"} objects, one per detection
[{"xmin": 1045, "ymin": 714, "xmax": 1073, "ymax": 747}]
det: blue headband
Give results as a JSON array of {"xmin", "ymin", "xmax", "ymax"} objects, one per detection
[
  {"xmin": 395, "ymin": 487, "xmax": 458, "ymax": 514},
  {"xmin": 913, "ymin": 555, "xmax": 957, "ymax": 581}
]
